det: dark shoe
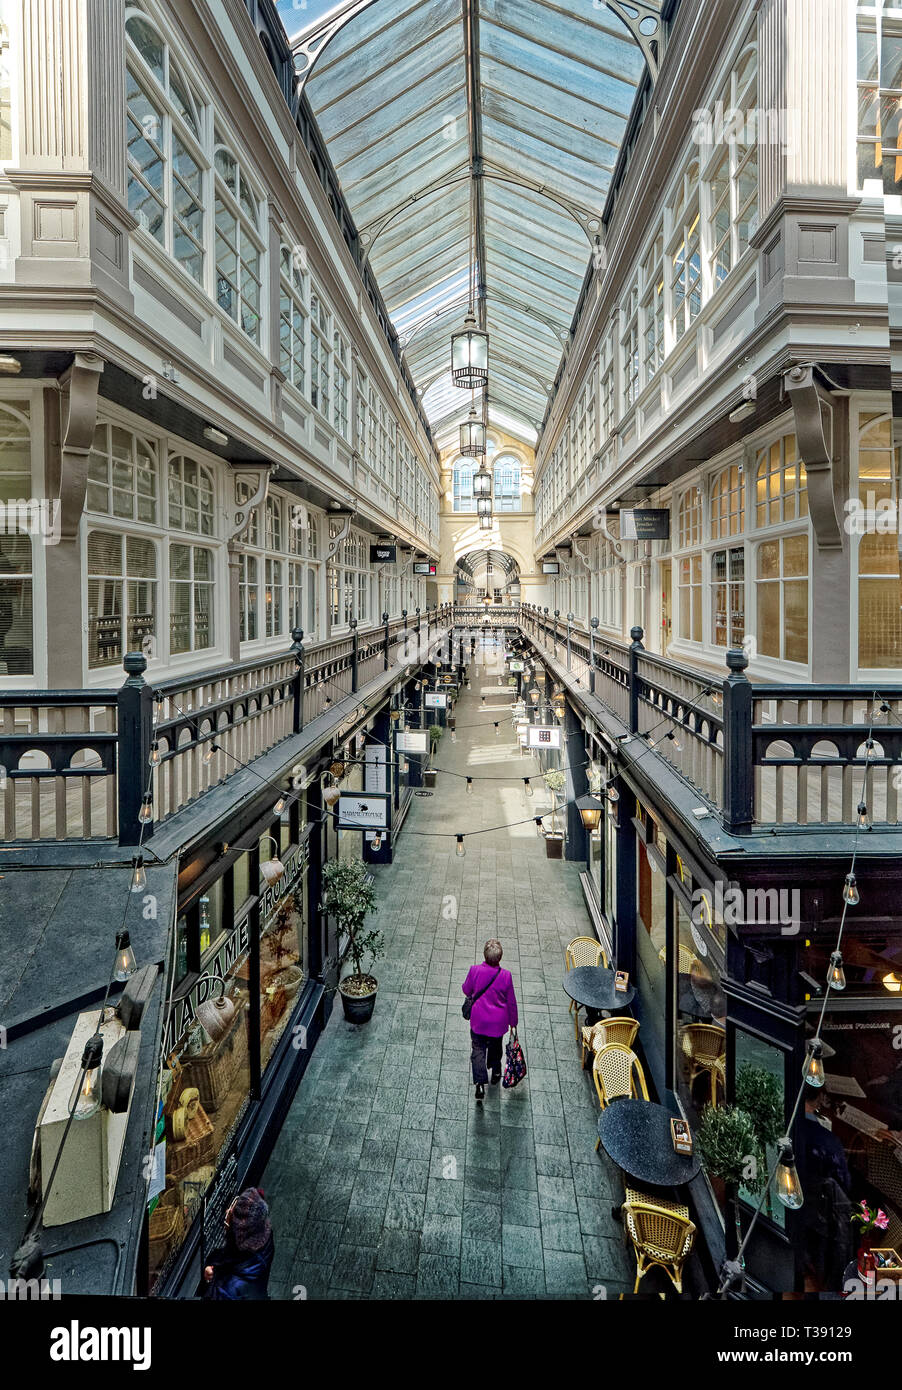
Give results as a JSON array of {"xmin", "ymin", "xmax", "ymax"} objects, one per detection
[
  {"xmin": 491, "ymin": 1071, "xmax": 502, "ymax": 1085},
  {"xmin": 475, "ymin": 1084, "xmax": 485, "ymax": 1100}
]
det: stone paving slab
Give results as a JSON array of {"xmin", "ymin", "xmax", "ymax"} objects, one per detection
[{"xmin": 263, "ymin": 647, "xmax": 638, "ymax": 1300}]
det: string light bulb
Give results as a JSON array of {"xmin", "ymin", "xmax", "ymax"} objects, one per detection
[
  {"xmin": 130, "ymin": 855, "xmax": 147, "ymax": 893},
  {"xmin": 494, "ymin": 723, "xmax": 500, "ymax": 736},
  {"xmin": 274, "ymin": 796, "xmax": 286, "ymax": 815},
  {"xmin": 804, "ymin": 1038, "xmax": 825, "ymax": 1088},
  {"xmin": 857, "ymin": 802, "xmax": 870, "ymax": 829},
  {"xmin": 138, "ymin": 795, "xmax": 153, "ymax": 825},
  {"xmin": 466, "ymin": 778, "xmax": 474, "ymax": 795},
  {"xmin": 667, "ymin": 729, "xmax": 683, "ymax": 752},
  {"xmin": 607, "ymin": 787, "xmax": 620, "ymax": 804},
  {"xmin": 534, "ymin": 818, "xmax": 544, "ymax": 835},
  {"xmin": 775, "ymin": 1140, "xmax": 804, "ymax": 1210},
  {"xmin": 149, "ymin": 741, "xmax": 161, "ymax": 766},
  {"xmin": 828, "ymin": 950, "xmax": 847, "ymax": 991},
  {"xmin": 524, "ymin": 779, "xmax": 533, "ymax": 797},
  {"xmin": 69, "ymin": 1033, "xmax": 104, "ymax": 1120},
  {"xmin": 842, "ymin": 873, "xmax": 859, "ymax": 907},
  {"xmin": 203, "ymin": 742, "xmax": 218, "ymax": 765},
  {"xmin": 456, "ymin": 834, "xmax": 466, "ymax": 858},
  {"xmin": 113, "ymin": 929, "xmax": 138, "ymax": 983}
]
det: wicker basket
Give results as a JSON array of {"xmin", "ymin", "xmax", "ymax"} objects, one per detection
[
  {"xmin": 179, "ymin": 1001, "xmax": 248, "ymax": 1113},
  {"xmin": 166, "ymin": 1099, "xmax": 215, "ymax": 1180},
  {"xmin": 261, "ymin": 983, "xmax": 288, "ymax": 1037},
  {"xmin": 148, "ymin": 1181, "xmax": 185, "ymax": 1270}
]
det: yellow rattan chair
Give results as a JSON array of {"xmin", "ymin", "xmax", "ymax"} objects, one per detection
[
  {"xmin": 581, "ymin": 1016, "xmax": 640, "ymax": 1068},
  {"xmin": 623, "ymin": 1192, "xmax": 696, "ymax": 1295},
  {"xmin": 681, "ymin": 1023, "xmax": 727, "ymax": 1107},
  {"xmin": 660, "ymin": 941, "xmax": 700, "ymax": 975},
  {"xmin": 592, "ymin": 1044, "xmax": 649, "ymax": 1149},
  {"xmin": 565, "ymin": 936, "xmax": 608, "ymax": 1041}
]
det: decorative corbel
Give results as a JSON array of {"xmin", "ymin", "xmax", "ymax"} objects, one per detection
[
  {"xmin": 783, "ymin": 365, "xmax": 842, "ymax": 549},
  {"xmin": 570, "ymin": 536, "xmax": 593, "ymax": 572},
  {"xmin": 325, "ymin": 509, "xmax": 355, "ymax": 561},
  {"xmin": 596, "ymin": 507, "xmax": 628, "ymax": 561},
  {"xmin": 227, "ymin": 465, "xmax": 275, "ymax": 542},
  {"xmin": 57, "ymin": 353, "xmax": 105, "ymax": 541}
]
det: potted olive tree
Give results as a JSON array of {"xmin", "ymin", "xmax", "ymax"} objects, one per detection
[
  {"xmin": 322, "ymin": 858, "xmax": 384, "ymax": 1023},
  {"xmin": 424, "ymin": 724, "xmax": 443, "ymax": 788},
  {"xmin": 697, "ymin": 1103, "xmax": 766, "ymax": 1262},
  {"xmin": 543, "ymin": 768, "xmax": 566, "ymax": 858}
]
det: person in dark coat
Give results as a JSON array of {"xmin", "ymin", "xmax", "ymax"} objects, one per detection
[
  {"xmin": 798, "ymin": 1095, "xmax": 853, "ymax": 1289},
  {"xmin": 203, "ymin": 1187, "xmax": 274, "ymax": 1300},
  {"xmin": 461, "ymin": 938, "xmax": 518, "ymax": 1101}
]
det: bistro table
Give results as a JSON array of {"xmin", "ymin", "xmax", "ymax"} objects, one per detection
[
  {"xmin": 563, "ymin": 965, "xmax": 635, "ymax": 1024},
  {"xmin": 677, "ymin": 971, "xmax": 727, "ymax": 1022},
  {"xmin": 597, "ymin": 1099, "xmax": 702, "ymax": 1216}
]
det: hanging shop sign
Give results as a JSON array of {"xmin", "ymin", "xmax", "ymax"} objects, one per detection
[
  {"xmin": 527, "ymin": 725, "xmax": 562, "ymax": 750},
  {"xmin": 413, "ymin": 561, "xmax": 437, "ymax": 576},
  {"xmin": 424, "ymin": 691, "xmax": 447, "ymax": 710},
  {"xmin": 370, "ymin": 544, "xmax": 397, "ymax": 564},
  {"xmin": 396, "ymin": 729, "xmax": 428, "ymax": 754},
  {"xmin": 337, "ymin": 792, "xmax": 391, "ymax": 830},
  {"xmin": 365, "ymin": 743, "xmax": 388, "ymax": 795},
  {"xmin": 507, "ymin": 660, "xmax": 525, "ymax": 673},
  {"xmin": 542, "ymin": 561, "xmax": 560, "ymax": 574},
  {"xmin": 619, "ymin": 509, "xmax": 670, "ymax": 541}
]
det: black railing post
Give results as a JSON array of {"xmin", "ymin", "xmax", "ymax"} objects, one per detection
[
  {"xmin": 723, "ymin": 647, "xmax": 754, "ymax": 833},
  {"xmin": 349, "ymin": 618, "xmax": 359, "ymax": 693},
  {"xmin": 290, "ymin": 627, "xmax": 305, "ymax": 734},
  {"xmin": 118, "ymin": 651, "xmax": 153, "ymax": 847},
  {"xmin": 589, "ymin": 617, "xmax": 598, "ymax": 695},
  {"xmin": 553, "ymin": 609, "xmax": 560, "ymax": 657},
  {"xmin": 566, "ymin": 612, "xmax": 574, "ymax": 670},
  {"xmin": 628, "ymin": 626, "xmax": 644, "ymax": 735},
  {"xmin": 383, "ymin": 611, "xmax": 390, "ymax": 670}
]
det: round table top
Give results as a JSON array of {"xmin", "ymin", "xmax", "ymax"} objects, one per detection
[
  {"xmin": 563, "ymin": 965, "xmax": 635, "ymax": 1011},
  {"xmin": 677, "ymin": 972, "xmax": 727, "ymax": 1021},
  {"xmin": 596, "ymin": 1099, "xmax": 702, "ymax": 1187}
]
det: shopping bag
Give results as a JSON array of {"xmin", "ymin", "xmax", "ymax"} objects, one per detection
[{"xmin": 502, "ymin": 1028, "xmax": 527, "ymax": 1089}]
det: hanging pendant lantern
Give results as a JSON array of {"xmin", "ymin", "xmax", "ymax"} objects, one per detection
[
  {"xmin": 473, "ymin": 462, "xmax": 492, "ymax": 499},
  {"xmin": 460, "ymin": 407, "xmax": 486, "ymax": 457},
  {"xmin": 477, "ymin": 495, "xmax": 493, "ymax": 519},
  {"xmin": 479, "ymin": 513, "xmax": 493, "ymax": 531},
  {"xmin": 451, "ymin": 314, "xmax": 488, "ymax": 389}
]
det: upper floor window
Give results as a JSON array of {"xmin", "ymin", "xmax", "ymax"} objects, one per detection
[
  {"xmin": 621, "ymin": 277, "xmax": 640, "ymax": 410},
  {"xmin": 755, "ymin": 434, "xmax": 807, "ymax": 527},
  {"xmin": 710, "ymin": 464, "xmax": 744, "ymax": 539},
  {"xmin": 333, "ymin": 330, "xmax": 350, "ymax": 440},
  {"xmin": 264, "ymin": 496, "xmax": 282, "ymax": 551},
  {"xmin": 494, "ymin": 456, "xmax": 522, "ymax": 512},
  {"xmin": 168, "ymin": 455, "xmax": 215, "ymax": 535},
  {"xmin": 452, "ymin": 458, "xmax": 475, "ymax": 512},
  {"xmin": 677, "ymin": 487, "xmax": 702, "ymax": 548},
  {"xmin": 279, "ymin": 244, "xmax": 307, "ymax": 396},
  {"xmin": 214, "ymin": 134, "xmax": 263, "ymax": 344},
  {"xmin": 126, "ymin": 9, "xmax": 206, "ymax": 283},
  {"xmin": 0, "ymin": 400, "xmax": 33, "ymax": 675},
  {"xmin": 87, "ymin": 423, "xmax": 158, "ymax": 524},
  {"xmin": 310, "ymin": 288, "xmax": 331, "ymax": 418},
  {"xmin": 668, "ymin": 161, "xmax": 701, "ymax": 342},
  {"xmin": 705, "ymin": 41, "xmax": 758, "ymax": 288},
  {"xmin": 642, "ymin": 235, "xmax": 664, "ymax": 382}
]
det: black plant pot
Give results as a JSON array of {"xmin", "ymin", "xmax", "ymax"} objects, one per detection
[
  {"xmin": 339, "ymin": 977, "xmax": 378, "ymax": 1023},
  {"xmin": 544, "ymin": 833, "xmax": 564, "ymax": 859},
  {"xmin": 424, "ymin": 770, "xmax": 437, "ymax": 788}
]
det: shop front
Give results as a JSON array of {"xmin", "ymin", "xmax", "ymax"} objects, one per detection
[{"xmin": 147, "ymin": 802, "xmax": 319, "ymax": 1296}]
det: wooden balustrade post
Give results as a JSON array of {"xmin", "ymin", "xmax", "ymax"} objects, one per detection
[
  {"xmin": 628, "ymin": 626, "xmax": 644, "ymax": 735},
  {"xmin": 117, "ymin": 652, "xmax": 153, "ymax": 846},
  {"xmin": 723, "ymin": 647, "xmax": 754, "ymax": 833}
]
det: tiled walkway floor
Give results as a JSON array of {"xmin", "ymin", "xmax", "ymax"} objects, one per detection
[{"xmin": 263, "ymin": 644, "xmax": 633, "ymax": 1299}]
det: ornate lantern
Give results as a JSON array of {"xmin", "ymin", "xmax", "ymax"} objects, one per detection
[
  {"xmin": 477, "ymin": 496, "xmax": 493, "ymax": 518},
  {"xmin": 460, "ymin": 406, "xmax": 486, "ymax": 457},
  {"xmin": 451, "ymin": 314, "xmax": 488, "ymax": 389}
]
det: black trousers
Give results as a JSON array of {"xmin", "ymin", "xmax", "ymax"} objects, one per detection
[{"xmin": 470, "ymin": 1029, "xmax": 504, "ymax": 1084}]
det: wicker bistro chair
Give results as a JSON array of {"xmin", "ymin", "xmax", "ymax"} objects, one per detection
[
  {"xmin": 565, "ymin": 936, "xmax": 608, "ymax": 1041},
  {"xmin": 623, "ymin": 1192, "xmax": 696, "ymax": 1295},
  {"xmin": 581, "ymin": 1016, "xmax": 640, "ymax": 1069},
  {"xmin": 680, "ymin": 1023, "xmax": 727, "ymax": 1107},
  {"xmin": 593, "ymin": 1044, "xmax": 650, "ymax": 1149}
]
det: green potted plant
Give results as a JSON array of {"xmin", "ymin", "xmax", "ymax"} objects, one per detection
[
  {"xmin": 424, "ymin": 724, "xmax": 443, "ymax": 787},
  {"xmin": 543, "ymin": 768, "xmax": 566, "ymax": 858},
  {"xmin": 322, "ymin": 858, "xmax": 383, "ymax": 1023},
  {"xmin": 734, "ymin": 1062, "xmax": 784, "ymax": 1218},
  {"xmin": 697, "ymin": 1103, "xmax": 766, "ymax": 1260}
]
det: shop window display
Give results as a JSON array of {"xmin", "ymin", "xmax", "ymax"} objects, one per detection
[
  {"xmin": 675, "ymin": 894, "xmax": 727, "ymax": 1127},
  {"xmin": 636, "ymin": 827, "xmax": 667, "ymax": 1070},
  {"xmin": 259, "ymin": 832, "xmax": 309, "ymax": 1072}
]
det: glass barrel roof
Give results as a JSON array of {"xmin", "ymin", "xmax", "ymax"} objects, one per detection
[{"xmin": 279, "ymin": 0, "xmax": 646, "ymax": 440}]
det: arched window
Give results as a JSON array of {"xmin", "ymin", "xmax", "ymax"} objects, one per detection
[
  {"xmin": 87, "ymin": 423, "xmax": 158, "ymax": 523},
  {"xmin": 452, "ymin": 458, "xmax": 475, "ymax": 512},
  {"xmin": 214, "ymin": 132, "xmax": 263, "ymax": 343},
  {"xmin": 493, "ymin": 455, "xmax": 522, "ymax": 512},
  {"xmin": 677, "ymin": 487, "xmax": 701, "ymax": 548},
  {"xmin": 710, "ymin": 464, "xmax": 744, "ymax": 539},
  {"xmin": 168, "ymin": 456, "xmax": 215, "ymax": 534},
  {"xmin": 125, "ymin": 8, "xmax": 206, "ymax": 282},
  {"xmin": 755, "ymin": 434, "xmax": 807, "ymax": 527}
]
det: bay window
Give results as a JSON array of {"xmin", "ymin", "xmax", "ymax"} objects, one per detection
[
  {"xmin": 88, "ymin": 423, "xmax": 158, "ymax": 524},
  {"xmin": 170, "ymin": 542, "xmax": 214, "ymax": 653},
  {"xmin": 857, "ymin": 412, "xmax": 902, "ymax": 668},
  {"xmin": 642, "ymin": 234, "xmax": 664, "ymax": 382},
  {"xmin": 168, "ymin": 455, "xmax": 215, "ymax": 535},
  {"xmin": 310, "ymin": 288, "xmax": 331, "ymax": 418},
  {"xmin": 88, "ymin": 531, "xmax": 157, "ymax": 668},
  {"xmin": 238, "ymin": 552, "xmax": 258, "ymax": 642},
  {"xmin": 676, "ymin": 488, "xmax": 702, "ymax": 643},
  {"xmin": 755, "ymin": 535, "xmax": 808, "ymax": 665}
]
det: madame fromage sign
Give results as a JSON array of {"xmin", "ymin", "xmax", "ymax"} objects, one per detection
[{"xmin": 337, "ymin": 792, "xmax": 390, "ymax": 831}]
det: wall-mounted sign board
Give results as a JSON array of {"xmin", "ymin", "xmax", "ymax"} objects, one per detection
[
  {"xmin": 370, "ymin": 544, "xmax": 397, "ymax": 563},
  {"xmin": 619, "ymin": 509, "xmax": 670, "ymax": 540},
  {"xmin": 395, "ymin": 729, "xmax": 428, "ymax": 753},
  {"xmin": 413, "ymin": 561, "xmax": 437, "ymax": 576},
  {"xmin": 337, "ymin": 793, "xmax": 390, "ymax": 830},
  {"xmin": 424, "ymin": 690, "xmax": 447, "ymax": 710},
  {"xmin": 542, "ymin": 561, "xmax": 560, "ymax": 574},
  {"xmin": 527, "ymin": 725, "xmax": 562, "ymax": 750}
]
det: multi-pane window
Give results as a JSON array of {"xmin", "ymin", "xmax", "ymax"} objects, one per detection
[
  {"xmin": 755, "ymin": 435, "xmax": 807, "ymax": 527},
  {"xmin": 333, "ymin": 330, "xmax": 350, "ymax": 439},
  {"xmin": 125, "ymin": 11, "xmax": 206, "ymax": 284},
  {"xmin": 857, "ymin": 413, "xmax": 902, "ymax": 668},
  {"xmin": 310, "ymin": 289, "xmax": 331, "ymax": 418},
  {"xmin": 264, "ymin": 557, "xmax": 283, "ymax": 637},
  {"xmin": 265, "ymin": 496, "xmax": 282, "ymax": 552},
  {"xmin": 598, "ymin": 537, "xmax": 622, "ymax": 630},
  {"xmin": 279, "ymin": 244, "xmax": 307, "ymax": 395},
  {"xmin": 168, "ymin": 456, "xmax": 215, "ymax": 534},
  {"xmin": 621, "ymin": 278, "xmax": 640, "ymax": 410},
  {"xmin": 214, "ymin": 135, "xmax": 262, "ymax": 344},
  {"xmin": 453, "ymin": 458, "xmax": 475, "ymax": 511},
  {"xmin": 668, "ymin": 162, "xmax": 701, "ymax": 342},
  {"xmin": 0, "ymin": 401, "xmax": 33, "ymax": 674},
  {"xmin": 570, "ymin": 372, "xmax": 596, "ymax": 477},
  {"xmin": 882, "ymin": 22, "xmax": 902, "ymax": 195},
  {"xmin": 599, "ymin": 329, "xmax": 615, "ymax": 442},
  {"xmin": 710, "ymin": 464, "xmax": 744, "ymax": 539},
  {"xmin": 170, "ymin": 542, "xmax": 214, "ymax": 653},
  {"xmin": 678, "ymin": 488, "xmax": 702, "ymax": 548},
  {"xmin": 642, "ymin": 235, "xmax": 664, "ymax": 382},
  {"xmin": 756, "ymin": 535, "xmax": 808, "ymax": 665},
  {"xmin": 87, "ymin": 531, "xmax": 157, "ymax": 669},
  {"xmin": 678, "ymin": 554, "xmax": 703, "ymax": 642},
  {"xmin": 238, "ymin": 552, "xmax": 258, "ymax": 641},
  {"xmin": 493, "ymin": 456, "xmax": 521, "ymax": 512},
  {"xmin": 87, "ymin": 424, "xmax": 158, "ymax": 524},
  {"xmin": 704, "ymin": 42, "xmax": 758, "ymax": 288},
  {"xmin": 711, "ymin": 547, "xmax": 745, "ymax": 648}
]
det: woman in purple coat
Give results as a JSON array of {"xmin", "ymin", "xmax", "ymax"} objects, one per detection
[{"xmin": 461, "ymin": 939, "xmax": 519, "ymax": 1100}]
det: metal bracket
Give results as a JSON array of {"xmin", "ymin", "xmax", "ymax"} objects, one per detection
[
  {"xmin": 326, "ymin": 510, "xmax": 354, "ymax": 561},
  {"xmin": 570, "ymin": 536, "xmax": 594, "ymax": 572},
  {"xmin": 605, "ymin": 1, "xmax": 665, "ymax": 81},
  {"xmin": 596, "ymin": 508, "xmax": 628, "ymax": 561},
  {"xmin": 227, "ymin": 465, "xmax": 275, "ymax": 542},
  {"xmin": 292, "ymin": 0, "xmax": 382, "ymax": 91},
  {"xmin": 782, "ymin": 365, "xmax": 842, "ymax": 550}
]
